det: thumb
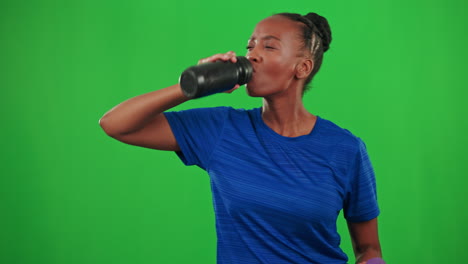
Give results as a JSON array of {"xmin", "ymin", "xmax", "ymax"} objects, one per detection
[{"xmin": 224, "ymin": 84, "xmax": 240, "ymax": 94}]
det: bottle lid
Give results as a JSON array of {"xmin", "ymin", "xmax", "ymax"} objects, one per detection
[{"xmin": 179, "ymin": 69, "xmax": 201, "ymax": 98}]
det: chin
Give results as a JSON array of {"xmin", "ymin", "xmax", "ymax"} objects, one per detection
[
  {"xmin": 245, "ymin": 83, "xmax": 264, "ymax": 97},
  {"xmin": 246, "ymin": 82, "xmax": 284, "ymax": 98}
]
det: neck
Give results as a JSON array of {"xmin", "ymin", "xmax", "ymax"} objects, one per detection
[{"xmin": 261, "ymin": 89, "xmax": 316, "ymax": 137}]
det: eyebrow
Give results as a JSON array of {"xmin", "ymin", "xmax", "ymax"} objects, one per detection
[{"xmin": 248, "ymin": 35, "xmax": 281, "ymax": 42}]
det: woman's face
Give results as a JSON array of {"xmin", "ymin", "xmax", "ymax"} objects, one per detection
[{"xmin": 245, "ymin": 15, "xmax": 306, "ymax": 97}]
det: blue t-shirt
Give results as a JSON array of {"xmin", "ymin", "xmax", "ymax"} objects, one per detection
[{"xmin": 164, "ymin": 107, "xmax": 380, "ymax": 264}]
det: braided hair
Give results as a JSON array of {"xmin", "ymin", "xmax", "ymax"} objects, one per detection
[{"xmin": 275, "ymin": 12, "xmax": 332, "ymax": 93}]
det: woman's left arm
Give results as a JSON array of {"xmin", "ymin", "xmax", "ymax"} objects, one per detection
[{"xmin": 347, "ymin": 217, "xmax": 383, "ymax": 264}]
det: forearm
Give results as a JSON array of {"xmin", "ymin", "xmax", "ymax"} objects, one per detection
[{"xmin": 99, "ymin": 84, "xmax": 189, "ymax": 135}]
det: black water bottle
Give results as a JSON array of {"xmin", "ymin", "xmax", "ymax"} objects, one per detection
[{"xmin": 179, "ymin": 56, "xmax": 253, "ymax": 99}]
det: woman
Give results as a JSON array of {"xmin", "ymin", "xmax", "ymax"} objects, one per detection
[{"xmin": 99, "ymin": 12, "xmax": 384, "ymax": 264}]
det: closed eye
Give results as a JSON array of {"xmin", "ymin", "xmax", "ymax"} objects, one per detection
[{"xmin": 246, "ymin": 46, "xmax": 276, "ymax": 50}]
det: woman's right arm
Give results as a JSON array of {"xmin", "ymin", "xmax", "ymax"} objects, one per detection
[
  {"xmin": 99, "ymin": 83, "xmax": 188, "ymax": 151},
  {"xmin": 98, "ymin": 51, "xmax": 238, "ymax": 151}
]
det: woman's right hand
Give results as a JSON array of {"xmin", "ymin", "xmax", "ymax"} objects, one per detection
[
  {"xmin": 197, "ymin": 51, "xmax": 240, "ymax": 92},
  {"xmin": 198, "ymin": 50, "xmax": 238, "ymax": 65}
]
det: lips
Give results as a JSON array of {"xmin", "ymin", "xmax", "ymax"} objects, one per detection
[{"xmin": 251, "ymin": 65, "xmax": 256, "ymax": 73}]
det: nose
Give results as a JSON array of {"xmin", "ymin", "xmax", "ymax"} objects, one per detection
[{"xmin": 246, "ymin": 49, "xmax": 261, "ymax": 64}]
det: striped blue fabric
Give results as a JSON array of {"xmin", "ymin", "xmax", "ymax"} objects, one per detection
[{"xmin": 164, "ymin": 107, "xmax": 380, "ymax": 264}]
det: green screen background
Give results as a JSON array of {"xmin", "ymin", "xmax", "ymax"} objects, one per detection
[{"xmin": 2, "ymin": 0, "xmax": 467, "ymax": 263}]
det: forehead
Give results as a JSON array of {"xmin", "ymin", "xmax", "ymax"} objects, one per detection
[{"xmin": 249, "ymin": 15, "xmax": 302, "ymax": 41}]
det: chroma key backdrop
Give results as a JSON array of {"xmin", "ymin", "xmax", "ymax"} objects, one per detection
[{"xmin": 2, "ymin": 0, "xmax": 467, "ymax": 263}]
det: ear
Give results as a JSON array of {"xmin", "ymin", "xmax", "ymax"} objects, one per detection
[{"xmin": 295, "ymin": 58, "xmax": 314, "ymax": 79}]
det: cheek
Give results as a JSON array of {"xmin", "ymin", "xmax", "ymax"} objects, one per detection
[
  {"xmin": 247, "ymin": 61, "xmax": 295, "ymax": 96},
  {"xmin": 265, "ymin": 57, "xmax": 296, "ymax": 81}
]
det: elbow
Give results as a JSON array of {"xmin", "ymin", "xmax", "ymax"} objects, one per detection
[{"xmin": 99, "ymin": 116, "xmax": 119, "ymax": 138}]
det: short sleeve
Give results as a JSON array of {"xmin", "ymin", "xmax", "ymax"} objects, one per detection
[
  {"xmin": 343, "ymin": 138, "xmax": 380, "ymax": 222},
  {"xmin": 163, "ymin": 107, "xmax": 230, "ymax": 170}
]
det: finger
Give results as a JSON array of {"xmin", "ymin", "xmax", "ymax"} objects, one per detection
[
  {"xmin": 230, "ymin": 55, "xmax": 237, "ymax": 63},
  {"xmin": 198, "ymin": 55, "xmax": 219, "ymax": 65},
  {"xmin": 198, "ymin": 53, "xmax": 231, "ymax": 65},
  {"xmin": 213, "ymin": 52, "xmax": 235, "ymax": 62},
  {"xmin": 198, "ymin": 54, "xmax": 221, "ymax": 64},
  {"xmin": 198, "ymin": 51, "xmax": 238, "ymax": 65},
  {"xmin": 221, "ymin": 52, "xmax": 235, "ymax": 61},
  {"xmin": 226, "ymin": 51, "xmax": 237, "ymax": 63},
  {"xmin": 224, "ymin": 84, "xmax": 240, "ymax": 94}
]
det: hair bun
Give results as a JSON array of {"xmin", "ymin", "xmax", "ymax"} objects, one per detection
[{"xmin": 303, "ymin": 12, "xmax": 332, "ymax": 52}]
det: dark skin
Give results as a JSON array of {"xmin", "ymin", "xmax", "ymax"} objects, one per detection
[
  {"xmin": 244, "ymin": 16, "xmax": 317, "ymax": 137},
  {"xmin": 245, "ymin": 15, "xmax": 383, "ymax": 264},
  {"xmin": 99, "ymin": 15, "xmax": 382, "ymax": 264}
]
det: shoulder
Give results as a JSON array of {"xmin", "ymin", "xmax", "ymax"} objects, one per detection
[
  {"xmin": 192, "ymin": 106, "xmax": 261, "ymax": 122},
  {"xmin": 164, "ymin": 106, "xmax": 233, "ymax": 121},
  {"xmin": 317, "ymin": 116, "xmax": 365, "ymax": 153},
  {"xmin": 167, "ymin": 106, "xmax": 233, "ymax": 115},
  {"xmin": 166, "ymin": 106, "xmax": 257, "ymax": 115},
  {"xmin": 164, "ymin": 106, "xmax": 259, "ymax": 126}
]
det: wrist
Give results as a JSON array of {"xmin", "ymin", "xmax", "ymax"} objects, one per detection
[{"xmin": 365, "ymin": 257, "xmax": 386, "ymax": 264}]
